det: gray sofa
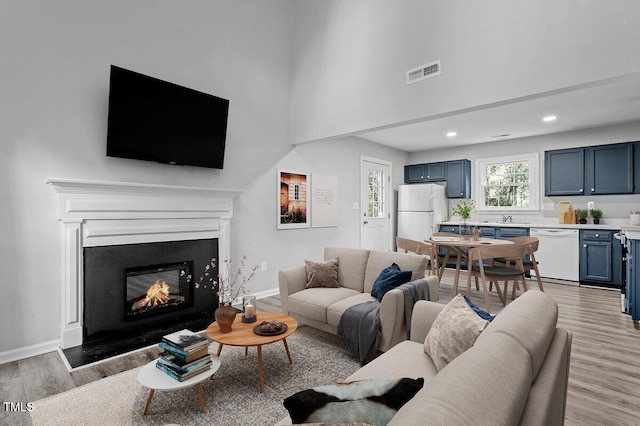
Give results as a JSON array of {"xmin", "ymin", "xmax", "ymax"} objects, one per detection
[
  {"xmin": 278, "ymin": 246, "xmax": 439, "ymax": 352},
  {"xmin": 278, "ymin": 290, "xmax": 572, "ymax": 426}
]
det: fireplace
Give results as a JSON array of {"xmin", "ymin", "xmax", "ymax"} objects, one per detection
[
  {"xmin": 83, "ymin": 239, "xmax": 218, "ymax": 343},
  {"xmin": 46, "ymin": 178, "xmax": 239, "ymax": 350},
  {"xmin": 125, "ymin": 261, "xmax": 194, "ymax": 319}
]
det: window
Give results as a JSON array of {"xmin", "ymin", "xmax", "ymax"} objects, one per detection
[
  {"xmin": 294, "ymin": 184, "xmax": 300, "ymax": 200},
  {"xmin": 475, "ymin": 153, "xmax": 539, "ymax": 212},
  {"xmin": 368, "ymin": 169, "xmax": 386, "ymax": 218}
]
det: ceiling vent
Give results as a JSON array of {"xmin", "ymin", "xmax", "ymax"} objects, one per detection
[{"xmin": 406, "ymin": 60, "xmax": 441, "ymax": 85}]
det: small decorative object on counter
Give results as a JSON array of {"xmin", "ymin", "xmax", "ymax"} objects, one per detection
[
  {"xmin": 451, "ymin": 200, "xmax": 474, "ymax": 240},
  {"xmin": 242, "ymin": 295, "xmax": 257, "ymax": 323},
  {"xmin": 473, "ymin": 227, "xmax": 482, "ymax": 241},
  {"xmin": 577, "ymin": 209, "xmax": 588, "ymax": 224},
  {"xmin": 590, "ymin": 209, "xmax": 602, "ymax": 225}
]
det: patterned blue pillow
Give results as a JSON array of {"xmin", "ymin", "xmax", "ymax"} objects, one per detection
[
  {"xmin": 371, "ymin": 263, "xmax": 412, "ymax": 302},
  {"xmin": 463, "ymin": 295, "xmax": 495, "ymax": 321}
]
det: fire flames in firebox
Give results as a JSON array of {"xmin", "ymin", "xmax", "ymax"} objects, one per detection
[{"xmin": 132, "ymin": 280, "xmax": 171, "ymax": 311}]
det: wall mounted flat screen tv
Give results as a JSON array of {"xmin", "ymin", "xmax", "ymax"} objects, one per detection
[{"xmin": 106, "ymin": 65, "xmax": 229, "ymax": 169}]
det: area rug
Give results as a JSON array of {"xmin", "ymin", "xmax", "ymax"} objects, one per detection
[{"xmin": 31, "ymin": 326, "xmax": 361, "ymax": 426}]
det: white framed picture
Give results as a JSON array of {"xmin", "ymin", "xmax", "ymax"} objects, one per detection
[
  {"xmin": 277, "ymin": 169, "xmax": 310, "ymax": 229},
  {"xmin": 311, "ymin": 174, "xmax": 338, "ymax": 228}
]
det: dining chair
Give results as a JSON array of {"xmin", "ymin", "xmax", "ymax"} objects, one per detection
[
  {"xmin": 493, "ymin": 236, "xmax": 544, "ymax": 295},
  {"xmin": 395, "ymin": 236, "xmax": 438, "ymax": 276},
  {"xmin": 466, "ymin": 243, "xmax": 527, "ymax": 313},
  {"xmin": 429, "ymin": 232, "xmax": 461, "ymax": 277}
]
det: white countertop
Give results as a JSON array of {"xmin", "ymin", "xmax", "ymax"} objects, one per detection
[{"xmin": 440, "ymin": 220, "xmax": 630, "ymax": 231}]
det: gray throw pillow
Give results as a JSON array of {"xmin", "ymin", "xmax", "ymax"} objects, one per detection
[
  {"xmin": 305, "ymin": 257, "xmax": 340, "ymax": 289},
  {"xmin": 423, "ymin": 294, "xmax": 489, "ymax": 371}
]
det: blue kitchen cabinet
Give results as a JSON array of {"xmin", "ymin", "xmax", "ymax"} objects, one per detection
[
  {"xmin": 627, "ymin": 239, "xmax": 640, "ymax": 320},
  {"xmin": 405, "ymin": 160, "xmax": 471, "ymax": 198},
  {"xmin": 544, "ymin": 148, "xmax": 585, "ymax": 196},
  {"xmin": 585, "ymin": 143, "xmax": 633, "ymax": 194},
  {"xmin": 579, "ymin": 230, "xmax": 622, "ymax": 287},
  {"xmin": 404, "ymin": 164, "xmax": 427, "ymax": 183},
  {"xmin": 404, "ymin": 162, "xmax": 447, "ymax": 183},
  {"xmin": 634, "ymin": 142, "xmax": 640, "ymax": 194},
  {"xmin": 545, "ymin": 142, "xmax": 634, "ymax": 196},
  {"xmin": 445, "ymin": 160, "xmax": 471, "ymax": 199}
]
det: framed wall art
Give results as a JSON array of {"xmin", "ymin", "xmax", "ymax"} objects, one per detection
[{"xmin": 277, "ymin": 169, "xmax": 310, "ymax": 229}]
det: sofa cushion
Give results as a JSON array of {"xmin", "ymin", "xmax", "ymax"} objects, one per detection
[
  {"xmin": 370, "ymin": 263, "xmax": 412, "ymax": 302},
  {"xmin": 288, "ymin": 287, "xmax": 361, "ymax": 323},
  {"xmin": 363, "ymin": 251, "xmax": 427, "ymax": 293},
  {"xmin": 477, "ymin": 290, "xmax": 557, "ymax": 380},
  {"xmin": 305, "ymin": 257, "xmax": 340, "ymax": 289},
  {"xmin": 327, "ymin": 293, "xmax": 377, "ymax": 327},
  {"xmin": 346, "ymin": 340, "xmax": 438, "ymax": 382},
  {"xmin": 423, "ymin": 294, "xmax": 489, "ymax": 371},
  {"xmin": 325, "ymin": 247, "xmax": 370, "ymax": 292},
  {"xmin": 283, "ymin": 378, "xmax": 424, "ymax": 425},
  {"xmin": 390, "ymin": 332, "xmax": 532, "ymax": 426}
]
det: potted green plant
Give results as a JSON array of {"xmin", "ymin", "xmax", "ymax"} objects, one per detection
[
  {"xmin": 590, "ymin": 208, "xmax": 603, "ymax": 225},
  {"xmin": 451, "ymin": 200, "xmax": 474, "ymax": 238},
  {"xmin": 578, "ymin": 209, "xmax": 588, "ymax": 224}
]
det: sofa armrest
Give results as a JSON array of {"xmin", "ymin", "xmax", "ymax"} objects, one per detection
[
  {"xmin": 378, "ymin": 276, "xmax": 439, "ymax": 351},
  {"xmin": 409, "ymin": 300, "xmax": 445, "ymax": 344},
  {"xmin": 278, "ymin": 266, "xmax": 307, "ymax": 314}
]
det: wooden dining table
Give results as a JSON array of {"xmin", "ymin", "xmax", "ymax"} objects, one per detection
[{"xmin": 428, "ymin": 236, "xmax": 514, "ymax": 299}]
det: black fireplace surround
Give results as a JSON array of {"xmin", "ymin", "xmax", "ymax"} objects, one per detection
[{"xmin": 83, "ymin": 238, "xmax": 219, "ymax": 343}]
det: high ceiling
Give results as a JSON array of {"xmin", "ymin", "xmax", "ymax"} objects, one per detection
[{"xmin": 356, "ymin": 72, "xmax": 640, "ymax": 153}]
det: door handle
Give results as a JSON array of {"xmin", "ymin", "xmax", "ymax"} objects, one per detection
[{"xmin": 363, "ymin": 221, "xmax": 369, "ymax": 225}]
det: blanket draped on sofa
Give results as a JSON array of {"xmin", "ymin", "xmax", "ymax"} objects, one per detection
[{"xmin": 337, "ymin": 280, "xmax": 430, "ymax": 364}]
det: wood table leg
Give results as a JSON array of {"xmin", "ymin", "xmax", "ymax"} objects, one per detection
[
  {"xmin": 282, "ymin": 338, "xmax": 293, "ymax": 364},
  {"xmin": 142, "ymin": 389, "xmax": 154, "ymax": 415},
  {"xmin": 216, "ymin": 343, "xmax": 224, "ymax": 356},
  {"xmin": 257, "ymin": 345, "xmax": 264, "ymax": 393},
  {"xmin": 195, "ymin": 383, "xmax": 206, "ymax": 413}
]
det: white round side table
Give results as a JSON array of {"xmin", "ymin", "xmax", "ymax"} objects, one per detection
[{"xmin": 137, "ymin": 354, "xmax": 221, "ymax": 415}]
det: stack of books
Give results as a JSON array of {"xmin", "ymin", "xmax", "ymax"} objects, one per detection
[{"xmin": 156, "ymin": 329, "xmax": 212, "ymax": 381}]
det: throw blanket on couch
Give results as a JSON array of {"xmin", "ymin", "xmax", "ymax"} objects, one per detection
[
  {"xmin": 337, "ymin": 301, "xmax": 380, "ymax": 365},
  {"xmin": 337, "ymin": 279, "xmax": 430, "ymax": 365},
  {"xmin": 397, "ymin": 280, "xmax": 430, "ymax": 339}
]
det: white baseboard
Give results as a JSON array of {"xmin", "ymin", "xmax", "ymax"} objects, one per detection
[{"xmin": 0, "ymin": 339, "xmax": 60, "ymax": 365}]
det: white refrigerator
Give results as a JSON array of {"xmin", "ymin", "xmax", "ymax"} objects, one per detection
[{"xmin": 397, "ymin": 183, "xmax": 448, "ymax": 242}]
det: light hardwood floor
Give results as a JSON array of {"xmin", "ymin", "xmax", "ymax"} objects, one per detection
[{"xmin": 1, "ymin": 271, "xmax": 639, "ymax": 426}]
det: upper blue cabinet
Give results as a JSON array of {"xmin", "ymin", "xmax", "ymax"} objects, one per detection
[
  {"xmin": 404, "ymin": 159, "xmax": 471, "ymax": 199},
  {"xmin": 545, "ymin": 142, "xmax": 634, "ymax": 196}
]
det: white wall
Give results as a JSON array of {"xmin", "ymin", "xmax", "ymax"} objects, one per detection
[
  {"xmin": 409, "ymin": 121, "xmax": 640, "ymax": 222},
  {"xmin": 0, "ymin": 0, "xmax": 292, "ymax": 356},
  {"xmin": 232, "ymin": 136, "xmax": 409, "ymax": 297},
  {"xmin": 291, "ymin": 0, "xmax": 640, "ymax": 144}
]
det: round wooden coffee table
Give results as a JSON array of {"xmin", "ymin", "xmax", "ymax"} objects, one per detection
[{"xmin": 206, "ymin": 311, "xmax": 297, "ymax": 393}]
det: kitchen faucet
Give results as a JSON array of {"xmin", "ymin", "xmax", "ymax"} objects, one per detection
[{"xmin": 502, "ymin": 215, "xmax": 512, "ymax": 224}]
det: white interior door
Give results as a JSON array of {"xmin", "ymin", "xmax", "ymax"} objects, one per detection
[{"xmin": 360, "ymin": 156, "xmax": 392, "ymax": 251}]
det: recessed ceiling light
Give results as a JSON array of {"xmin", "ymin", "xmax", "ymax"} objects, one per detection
[
  {"xmin": 446, "ymin": 131, "xmax": 457, "ymax": 137},
  {"xmin": 542, "ymin": 115, "xmax": 557, "ymax": 122}
]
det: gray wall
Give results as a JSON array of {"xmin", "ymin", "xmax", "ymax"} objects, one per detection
[{"xmin": 0, "ymin": 0, "xmax": 293, "ymax": 356}]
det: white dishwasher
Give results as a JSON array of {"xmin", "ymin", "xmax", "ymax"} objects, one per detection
[{"xmin": 530, "ymin": 228, "xmax": 579, "ymax": 282}]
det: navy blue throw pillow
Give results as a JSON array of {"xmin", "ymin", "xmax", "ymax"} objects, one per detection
[
  {"xmin": 463, "ymin": 295, "xmax": 495, "ymax": 322},
  {"xmin": 371, "ymin": 263, "xmax": 412, "ymax": 302}
]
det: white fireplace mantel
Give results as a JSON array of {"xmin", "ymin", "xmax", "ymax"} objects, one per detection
[{"xmin": 46, "ymin": 178, "xmax": 242, "ymax": 349}]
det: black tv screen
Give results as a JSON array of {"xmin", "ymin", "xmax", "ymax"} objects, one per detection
[{"xmin": 106, "ymin": 65, "xmax": 229, "ymax": 169}]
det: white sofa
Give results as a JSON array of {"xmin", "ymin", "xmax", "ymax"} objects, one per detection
[
  {"xmin": 278, "ymin": 246, "xmax": 439, "ymax": 352},
  {"xmin": 278, "ymin": 290, "xmax": 572, "ymax": 425}
]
